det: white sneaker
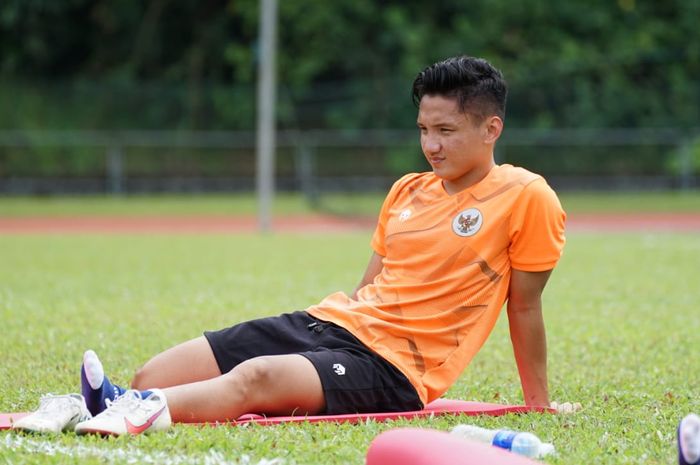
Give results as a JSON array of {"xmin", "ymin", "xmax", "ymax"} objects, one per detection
[
  {"xmin": 74, "ymin": 389, "xmax": 171, "ymax": 436},
  {"xmin": 12, "ymin": 393, "xmax": 92, "ymax": 434}
]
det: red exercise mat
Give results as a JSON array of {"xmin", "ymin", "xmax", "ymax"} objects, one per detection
[
  {"xmin": 199, "ymin": 399, "xmax": 552, "ymax": 426},
  {"xmin": 0, "ymin": 413, "xmax": 28, "ymax": 430},
  {"xmin": 366, "ymin": 427, "xmax": 543, "ymax": 465}
]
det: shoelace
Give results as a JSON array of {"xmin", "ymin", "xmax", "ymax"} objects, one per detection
[
  {"xmin": 32, "ymin": 394, "xmax": 77, "ymax": 418},
  {"xmin": 101, "ymin": 390, "xmax": 149, "ymax": 418}
]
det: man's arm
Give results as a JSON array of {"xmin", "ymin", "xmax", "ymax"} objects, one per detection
[
  {"xmin": 350, "ymin": 252, "xmax": 384, "ymax": 300},
  {"xmin": 507, "ymin": 268, "xmax": 553, "ymax": 407}
]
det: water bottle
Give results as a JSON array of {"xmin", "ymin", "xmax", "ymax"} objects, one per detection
[{"xmin": 450, "ymin": 425, "xmax": 555, "ymax": 458}]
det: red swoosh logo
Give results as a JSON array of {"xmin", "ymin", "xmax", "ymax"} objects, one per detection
[{"xmin": 124, "ymin": 406, "xmax": 166, "ymax": 434}]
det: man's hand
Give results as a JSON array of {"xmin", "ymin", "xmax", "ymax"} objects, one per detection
[{"xmin": 550, "ymin": 401, "xmax": 583, "ymax": 414}]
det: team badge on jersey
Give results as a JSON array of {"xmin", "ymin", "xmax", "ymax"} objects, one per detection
[
  {"xmin": 399, "ymin": 208, "xmax": 412, "ymax": 222},
  {"xmin": 452, "ymin": 208, "xmax": 483, "ymax": 237}
]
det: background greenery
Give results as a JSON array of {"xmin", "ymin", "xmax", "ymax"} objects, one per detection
[
  {"xmin": 1, "ymin": 1, "xmax": 698, "ymax": 183},
  {"xmin": 2, "ymin": 0, "xmax": 698, "ymax": 130},
  {"xmin": 1, "ymin": 228, "xmax": 699, "ymax": 464}
]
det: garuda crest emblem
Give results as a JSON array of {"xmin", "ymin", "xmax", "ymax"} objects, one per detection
[{"xmin": 452, "ymin": 208, "xmax": 483, "ymax": 237}]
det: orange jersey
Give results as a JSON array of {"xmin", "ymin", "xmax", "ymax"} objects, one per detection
[{"xmin": 306, "ymin": 164, "xmax": 566, "ymax": 404}]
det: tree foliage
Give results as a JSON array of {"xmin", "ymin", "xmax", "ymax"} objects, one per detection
[{"xmin": 0, "ymin": 0, "xmax": 698, "ymax": 131}]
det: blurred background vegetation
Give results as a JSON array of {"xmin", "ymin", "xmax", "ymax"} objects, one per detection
[{"xmin": 0, "ymin": 0, "xmax": 698, "ymax": 193}]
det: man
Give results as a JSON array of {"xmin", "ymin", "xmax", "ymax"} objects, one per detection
[{"xmin": 13, "ymin": 55, "xmax": 567, "ymax": 436}]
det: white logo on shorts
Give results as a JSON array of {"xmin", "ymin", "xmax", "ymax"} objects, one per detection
[{"xmin": 332, "ymin": 363, "xmax": 346, "ymax": 376}]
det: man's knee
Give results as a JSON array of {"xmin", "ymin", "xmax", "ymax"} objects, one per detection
[
  {"xmin": 131, "ymin": 364, "xmax": 152, "ymax": 390},
  {"xmin": 224, "ymin": 357, "xmax": 275, "ymax": 401}
]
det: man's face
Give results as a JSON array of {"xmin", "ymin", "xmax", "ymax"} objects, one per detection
[{"xmin": 416, "ymin": 95, "xmax": 497, "ymax": 194}]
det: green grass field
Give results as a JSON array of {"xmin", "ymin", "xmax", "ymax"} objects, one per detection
[
  {"xmin": 0, "ymin": 191, "xmax": 698, "ymax": 217},
  {"xmin": 1, "ymin": 194, "xmax": 699, "ymax": 464}
]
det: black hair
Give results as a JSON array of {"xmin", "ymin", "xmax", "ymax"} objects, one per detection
[{"xmin": 411, "ymin": 55, "xmax": 507, "ymax": 122}]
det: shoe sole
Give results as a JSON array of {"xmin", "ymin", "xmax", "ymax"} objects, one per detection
[
  {"xmin": 13, "ymin": 426, "xmax": 62, "ymax": 434},
  {"xmin": 76, "ymin": 427, "xmax": 123, "ymax": 436}
]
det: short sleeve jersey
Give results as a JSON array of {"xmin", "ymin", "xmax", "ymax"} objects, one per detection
[{"xmin": 306, "ymin": 164, "xmax": 566, "ymax": 405}]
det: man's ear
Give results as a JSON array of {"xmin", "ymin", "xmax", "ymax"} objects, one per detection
[{"xmin": 483, "ymin": 116, "xmax": 503, "ymax": 144}]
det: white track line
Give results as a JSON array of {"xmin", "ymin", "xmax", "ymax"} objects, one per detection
[{"xmin": 2, "ymin": 434, "xmax": 283, "ymax": 465}]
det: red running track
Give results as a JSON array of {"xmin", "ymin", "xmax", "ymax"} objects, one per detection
[{"xmin": 0, "ymin": 213, "xmax": 699, "ymax": 234}]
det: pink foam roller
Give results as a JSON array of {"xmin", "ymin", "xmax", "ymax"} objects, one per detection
[{"xmin": 366, "ymin": 428, "xmax": 543, "ymax": 465}]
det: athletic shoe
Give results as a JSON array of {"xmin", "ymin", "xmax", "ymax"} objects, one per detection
[
  {"xmin": 12, "ymin": 393, "xmax": 92, "ymax": 434},
  {"xmin": 75, "ymin": 389, "xmax": 171, "ymax": 436},
  {"xmin": 679, "ymin": 413, "xmax": 700, "ymax": 465}
]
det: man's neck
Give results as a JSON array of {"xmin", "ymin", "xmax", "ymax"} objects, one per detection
[{"xmin": 442, "ymin": 159, "xmax": 496, "ymax": 196}]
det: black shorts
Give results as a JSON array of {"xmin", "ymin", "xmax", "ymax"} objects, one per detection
[{"xmin": 203, "ymin": 311, "xmax": 422, "ymax": 415}]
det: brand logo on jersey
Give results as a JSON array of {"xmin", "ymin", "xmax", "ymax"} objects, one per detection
[
  {"xmin": 452, "ymin": 208, "xmax": 483, "ymax": 237},
  {"xmin": 398, "ymin": 209, "xmax": 412, "ymax": 222},
  {"xmin": 332, "ymin": 363, "xmax": 346, "ymax": 376}
]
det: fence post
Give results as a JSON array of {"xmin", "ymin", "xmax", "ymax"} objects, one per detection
[
  {"xmin": 678, "ymin": 140, "xmax": 694, "ymax": 191},
  {"xmin": 107, "ymin": 144, "xmax": 124, "ymax": 195},
  {"xmin": 256, "ymin": 0, "xmax": 278, "ymax": 232},
  {"xmin": 296, "ymin": 142, "xmax": 319, "ymax": 208}
]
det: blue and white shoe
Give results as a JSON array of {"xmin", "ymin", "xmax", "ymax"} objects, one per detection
[
  {"xmin": 12, "ymin": 393, "xmax": 91, "ymax": 434},
  {"xmin": 679, "ymin": 414, "xmax": 700, "ymax": 465}
]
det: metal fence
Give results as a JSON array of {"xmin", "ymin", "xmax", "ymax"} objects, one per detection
[{"xmin": 0, "ymin": 128, "xmax": 697, "ymax": 197}]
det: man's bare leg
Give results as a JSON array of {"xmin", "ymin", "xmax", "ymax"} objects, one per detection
[
  {"xmin": 131, "ymin": 336, "xmax": 222, "ymax": 388},
  {"xmin": 156, "ymin": 354, "xmax": 325, "ymax": 423}
]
